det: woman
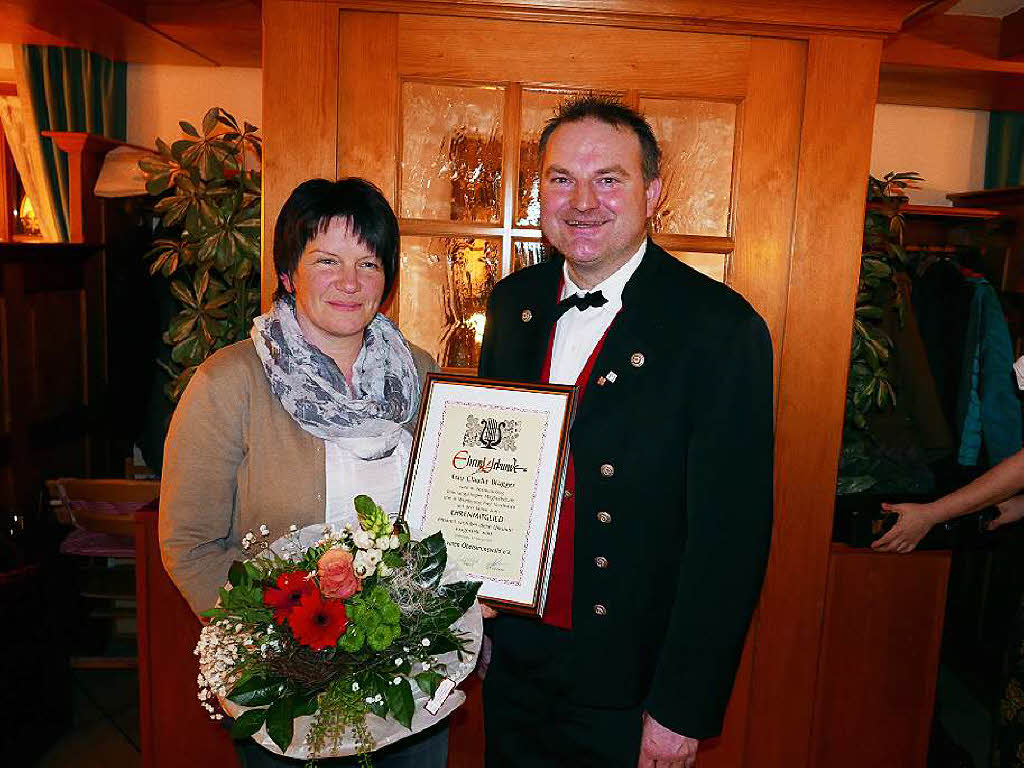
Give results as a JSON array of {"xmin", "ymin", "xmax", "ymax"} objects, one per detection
[
  {"xmin": 874, "ymin": 449, "xmax": 1024, "ymax": 767},
  {"xmin": 159, "ymin": 178, "xmax": 445, "ymax": 767}
]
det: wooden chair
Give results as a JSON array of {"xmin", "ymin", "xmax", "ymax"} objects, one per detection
[{"xmin": 46, "ymin": 477, "xmax": 160, "ymax": 669}]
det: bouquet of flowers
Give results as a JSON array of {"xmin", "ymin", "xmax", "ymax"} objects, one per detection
[{"xmin": 195, "ymin": 495, "xmax": 482, "ymax": 764}]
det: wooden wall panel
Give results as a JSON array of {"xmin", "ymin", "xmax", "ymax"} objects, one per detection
[
  {"xmin": 745, "ymin": 35, "xmax": 883, "ymax": 768},
  {"xmin": 398, "ymin": 15, "xmax": 751, "ymax": 98},
  {"xmin": 261, "ymin": 0, "xmax": 341, "ymax": 309},
  {"xmin": 337, "ymin": 12, "xmax": 399, "ymax": 201},
  {"xmin": 729, "ymin": 37, "xmax": 805, "ymax": 393},
  {"xmin": 697, "ymin": 38, "xmax": 806, "ymax": 768}
]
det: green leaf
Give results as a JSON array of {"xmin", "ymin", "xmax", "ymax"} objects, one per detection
[
  {"xmin": 385, "ymin": 678, "xmax": 414, "ymax": 729},
  {"xmin": 171, "ymin": 335, "xmax": 205, "ymax": 366},
  {"xmin": 415, "ymin": 671, "xmax": 444, "ymax": 697},
  {"xmin": 228, "ymin": 560, "xmax": 248, "ymax": 588},
  {"xmin": 265, "ymin": 696, "xmax": 295, "ymax": 752},
  {"xmin": 412, "ymin": 532, "xmax": 447, "ymax": 589},
  {"xmin": 202, "ymin": 108, "xmax": 220, "ymax": 136},
  {"xmin": 436, "ymin": 580, "xmax": 482, "ymax": 614},
  {"xmin": 179, "ymin": 121, "xmax": 200, "ymax": 138},
  {"xmin": 144, "ymin": 173, "xmax": 173, "ymax": 196},
  {"xmin": 229, "ymin": 708, "xmax": 267, "ymax": 739},
  {"xmin": 229, "ymin": 676, "xmax": 287, "ymax": 707},
  {"xmin": 292, "ymin": 694, "xmax": 319, "ymax": 718}
]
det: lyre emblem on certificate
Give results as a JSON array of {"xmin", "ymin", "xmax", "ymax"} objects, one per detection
[{"xmin": 479, "ymin": 418, "xmax": 506, "ymax": 449}]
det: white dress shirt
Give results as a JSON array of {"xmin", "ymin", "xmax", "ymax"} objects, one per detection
[{"xmin": 548, "ymin": 240, "xmax": 647, "ymax": 385}]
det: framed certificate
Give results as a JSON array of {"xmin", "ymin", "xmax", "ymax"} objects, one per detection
[{"xmin": 400, "ymin": 373, "xmax": 577, "ymax": 617}]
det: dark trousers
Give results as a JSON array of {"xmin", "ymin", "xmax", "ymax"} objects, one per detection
[
  {"xmin": 483, "ymin": 628, "xmax": 643, "ymax": 768},
  {"xmin": 235, "ymin": 721, "xmax": 448, "ymax": 768}
]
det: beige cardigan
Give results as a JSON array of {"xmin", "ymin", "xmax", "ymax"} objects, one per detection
[{"xmin": 159, "ymin": 339, "xmax": 437, "ymax": 616}]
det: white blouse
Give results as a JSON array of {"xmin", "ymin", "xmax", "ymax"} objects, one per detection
[{"xmin": 323, "ymin": 429, "xmax": 412, "ymax": 530}]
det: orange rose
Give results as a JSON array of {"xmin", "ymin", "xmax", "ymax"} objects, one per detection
[{"xmin": 318, "ymin": 547, "xmax": 362, "ymax": 600}]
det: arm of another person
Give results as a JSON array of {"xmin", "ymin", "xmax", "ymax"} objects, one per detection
[
  {"xmin": 159, "ymin": 358, "xmax": 248, "ymax": 616},
  {"xmin": 641, "ymin": 312, "xmax": 774, "ymax": 755},
  {"xmin": 872, "ymin": 448, "xmax": 1024, "ymax": 553}
]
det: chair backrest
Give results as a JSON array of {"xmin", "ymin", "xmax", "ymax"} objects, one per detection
[{"xmin": 46, "ymin": 478, "xmax": 161, "ymax": 537}]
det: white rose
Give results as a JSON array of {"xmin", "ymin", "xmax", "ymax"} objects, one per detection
[
  {"xmin": 365, "ymin": 549, "xmax": 383, "ymax": 566},
  {"xmin": 353, "ymin": 530, "xmax": 374, "ymax": 549}
]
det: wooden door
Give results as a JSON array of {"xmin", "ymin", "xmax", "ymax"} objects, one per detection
[
  {"xmin": 329, "ymin": 14, "xmax": 802, "ymax": 388},
  {"xmin": 327, "ymin": 13, "xmax": 802, "ymax": 765}
]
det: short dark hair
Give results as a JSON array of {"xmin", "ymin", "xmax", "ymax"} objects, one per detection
[
  {"xmin": 537, "ymin": 94, "xmax": 661, "ymax": 185},
  {"xmin": 273, "ymin": 178, "xmax": 400, "ymax": 302}
]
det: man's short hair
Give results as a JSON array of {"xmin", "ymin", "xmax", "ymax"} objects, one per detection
[
  {"xmin": 537, "ymin": 94, "xmax": 662, "ymax": 185},
  {"xmin": 273, "ymin": 177, "xmax": 400, "ymax": 302}
]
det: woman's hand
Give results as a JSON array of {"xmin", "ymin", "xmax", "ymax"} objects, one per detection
[
  {"xmin": 871, "ymin": 502, "xmax": 939, "ymax": 553},
  {"xmin": 988, "ymin": 494, "xmax": 1024, "ymax": 531}
]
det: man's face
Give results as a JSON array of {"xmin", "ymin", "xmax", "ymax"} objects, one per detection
[{"xmin": 539, "ymin": 118, "xmax": 661, "ymax": 287}]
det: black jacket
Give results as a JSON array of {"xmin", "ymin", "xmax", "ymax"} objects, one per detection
[{"xmin": 478, "ymin": 241, "xmax": 773, "ymax": 739}]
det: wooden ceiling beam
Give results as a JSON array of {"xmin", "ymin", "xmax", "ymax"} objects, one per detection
[
  {"xmin": 1001, "ymin": 8, "xmax": 1024, "ymax": 61},
  {"xmin": 0, "ymin": 0, "xmax": 215, "ymax": 65},
  {"xmin": 898, "ymin": 0, "xmax": 962, "ymax": 33},
  {"xmin": 324, "ymin": 0, "xmax": 924, "ymax": 38}
]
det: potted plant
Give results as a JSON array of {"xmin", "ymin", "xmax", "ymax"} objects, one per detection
[{"xmin": 139, "ymin": 107, "xmax": 262, "ymax": 402}]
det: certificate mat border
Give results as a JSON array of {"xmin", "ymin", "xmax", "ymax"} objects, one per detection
[{"xmin": 400, "ymin": 373, "xmax": 577, "ymax": 617}]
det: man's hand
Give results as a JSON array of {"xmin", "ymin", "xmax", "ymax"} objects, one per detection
[{"xmin": 638, "ymin": 712, "xmax": 698, "ymax": 768}]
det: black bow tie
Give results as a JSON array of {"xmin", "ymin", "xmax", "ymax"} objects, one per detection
[{"xmin": 555, "ymin": 290, "xmax": 608, "ymax": 320}]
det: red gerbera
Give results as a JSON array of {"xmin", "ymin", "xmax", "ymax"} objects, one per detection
[
  {"xmin": 263, "ymin": 571, "xmax": 314, "ymax": 624},
  {"xmin": 287, "ymin": 587, "xmax": 348, "ymax": 651}
]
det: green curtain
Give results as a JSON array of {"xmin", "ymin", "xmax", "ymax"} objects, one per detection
[
  {"xmin": 985, "ymin": 111, "xmax": 1024, "ymax": 190},
  {"xmin": 20, "ymin": 45, "xmax": 127, "ymax": 242}
]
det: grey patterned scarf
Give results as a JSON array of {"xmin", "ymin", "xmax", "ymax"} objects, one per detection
[{"xmin": 251, "ymin": 297, "xmax": 419, "ymax": 453}]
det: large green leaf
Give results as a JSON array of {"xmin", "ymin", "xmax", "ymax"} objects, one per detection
[
  {"xmin": 229, "ymin": 676, "xmax": 287, "ymax": 707},
  {"xmin": 229, "ymin": 708, "xmax": 267, "ymax": 739},
  {"xmin": 412, "ymin": 532, "xmax": 447, "ymax": 589},
  {"xmin": 385, "ymin": 678, "xmax": 414, "ymax": 730},
  {"xmin": 265, "ymin": 696, "xmax": 295, "ymax": 752}
]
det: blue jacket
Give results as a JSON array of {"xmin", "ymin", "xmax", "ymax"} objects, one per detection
[{"xmin": 957, "ymin": 277, "xmax": 1022, "ymax": 466}]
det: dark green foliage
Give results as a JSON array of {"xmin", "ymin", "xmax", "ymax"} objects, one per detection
[
  {"xmin": 138, "ymin": 107, "xmax": 262, "ymax": 402},
  {"xmin": 838, "ymin": 171, "xmax": 923, "ymax": 495}
]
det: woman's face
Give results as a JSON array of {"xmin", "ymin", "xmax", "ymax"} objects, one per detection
[{"xmin": 281, "ymin": 218, "xmax": 386, "ymax": 350}]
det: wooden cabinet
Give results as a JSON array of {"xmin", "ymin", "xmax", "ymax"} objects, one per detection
[{"xmin": 949, "ymin": 187, "xmax": 1024, "ymax": 295}]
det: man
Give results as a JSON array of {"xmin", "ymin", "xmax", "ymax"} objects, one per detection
[{"xmin": 478, "ymin": 95, "xmax": 773, "ymax": 767}]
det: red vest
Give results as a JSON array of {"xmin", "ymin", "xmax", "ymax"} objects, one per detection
[{"xmin": 539, "ymin": 309, "xmax": 617, "ymax": 630}]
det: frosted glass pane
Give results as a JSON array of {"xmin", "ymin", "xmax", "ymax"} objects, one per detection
[
  {"xmin": 670, "ymin": 251, "xmax": 728, "ymax": 283},
  {"xmin": 399, "ymin": 236, "xmax": 501, "ymax": 368},
  {"xmin": 513, "ymin": 240, "xmax": 548, "ymax": 272},
  {"xmin": 642, "ymin": 98, "xmax": 736, "ymax": 237},
  {"xmin": 516, "ymin": 90, "xmax": 566, "ymax": 227},
  {"xmin": 400, "ymin": 82, "xmax": 504, "ymax": 223}
]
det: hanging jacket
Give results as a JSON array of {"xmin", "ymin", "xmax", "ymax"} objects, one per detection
[{"xmin": 957, "ymin": 276, "xmax": 1023, "ymax": 466}]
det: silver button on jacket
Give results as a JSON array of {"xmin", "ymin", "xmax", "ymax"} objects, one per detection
[
  {"xmin": 597, "ymin": 511, "xmax": 611, "ymax": 524},
  {"xmin": 594, "ymin": 556, "xmax": 609, "ymax": 569},
  {"xmin": 593, "ymin": 604, "xmax": 607, "ymax": 616},
  {"xmin": 599, "ymin": 463, "xmax": 614, "ymax": 478}
]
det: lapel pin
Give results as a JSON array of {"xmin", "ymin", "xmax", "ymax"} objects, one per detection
[
  {"xmin": 630, "ymin": 353, "xmax": 644, "ymax": 368},
  {"xmin": 521, "ymin": 309, "xmax": 533, "ymax": 323},
  {"xmin": 597, "ymin": 376, "xmax": 606, "ymax": 386},
  {"xmin": 606, "ymin": 371, "xmax": 618, "ymax": 383}
]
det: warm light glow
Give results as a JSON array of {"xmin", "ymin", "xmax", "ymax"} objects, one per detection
[
  {"xmin": 467, "ymin": 312, "xmax": 487, "ymax": 344},
  {"xmin": 18, "ymin": 194, "xmax": 40, "ymax": 236}
]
